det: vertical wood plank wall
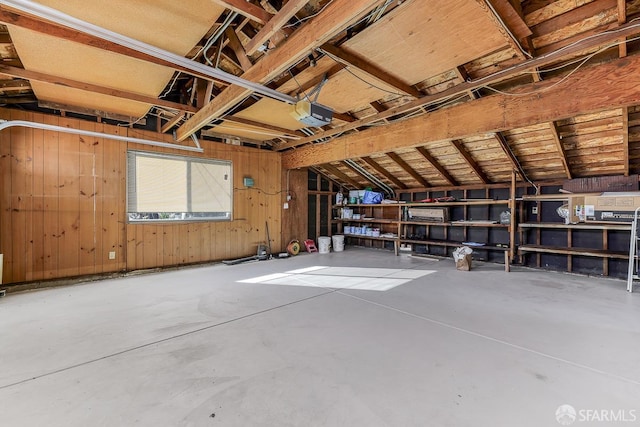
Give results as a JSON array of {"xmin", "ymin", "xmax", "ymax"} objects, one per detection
[
  {"xmin": 0, "ymin": 108, "xmax": 282, "ymax": 284},
  {"xmin": 281, "ymin": 168, "xmax": 309, "ymax": 245}
]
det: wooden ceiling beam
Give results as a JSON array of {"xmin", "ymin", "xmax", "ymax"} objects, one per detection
[
  {"xmin": 453, "ymin": 66, "xmax": 477, "ymax": 100},
  {"xmin": 474, "ymin": 0, "xmax": 527, "ymax": 59},
  {"xmin": 319, "ymin": 163, "xmax": 361, "ymax": 188},
  {"xmin": 618, "ymin": 0, "xmax": 627, "ymax": 57},
  {"xmin": 39, "ymin": 101, "xmax": 145, "ymax": 124},
  {"xmin": 450, "ymin": 139, "xmax": 490, "ymax": 184},
  {"xmin": 223, "ymin": 115, "xmax": 304, "ymax": 138},
  {"xmin": 224, "ymin": 27, "xmax": 253, "ymax": 71},
  {"xmin": 161, "ymin": 112, "xmax": 185, "ymax": 133},
  {"xmin": 285, "ymin": 63, "xmax": 344, "ymax": 97},
  {"xmin": 176, "ymin": 0, "xmax": 384, "ymax": 142},
  {"xmin": 548, "ymin": 121, "xmax": 572, "ymax": 179},
  {"xmin": 493, "ymin": 132, "xmax": 528, "ymax": 180},
  {"xmin": 332, "ymin": 112, "xmax": 357, "ymax": 123},
  {"xmin": 415, "ymin": 146, "xmax": 458, "ymax": 186},
  {"xmin": 360, "ymin": 156, "xmax": 408, "ymax": 189},
  {"xmin": 320, "ymin": 44, "xmax": 422, "ymax": 98},
  {"xmin": 0, "ymin": 8, "xmax": 230, "ymax": 87},
  {"xmin": 0, "ymin": 64, "xmax": 198, "ymax": 114},
  {"xmin": 341, "ymin": 161, "xmax": 379, "ymax": 188},
  {"xmin": 485, "ymin": 0, "xmax": 532, "ymax": 42},
  {"xmin": 0, "ymin": 78, "xmax": 30, "ymax": 90},
  {"xmin": 244, "ymin": 0, "xmax": 308, "ymax": 55},
  {"xmin": 277, "ymin": 19, "xmax": 640, "ymax": 151},
  {"xmin": 386, "ymin": 152, "xmax": 430, "ymax": 188},
  {"xmin": 282, "ymin": 53, "xmax": 640, "ymax": 169},
  {"xmin": 212, "ymin": 0, "xmax": 273, "ymax": 25},
  {"xmin": 200, "ymin": 129, "xmax": 269, "ymax": 146}
]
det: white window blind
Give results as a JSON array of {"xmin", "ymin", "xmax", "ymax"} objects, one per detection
[{"xmin": 127, "ymin": 151, "xmax": 232, "ymax": 222}]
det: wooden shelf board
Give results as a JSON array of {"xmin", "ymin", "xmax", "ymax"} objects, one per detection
[
  {"xmin": 519, "ymin": 222, "xmax": 631, "ymax": 231},
  {"xmin": 521, "ymin": 193, "xmax": 599, "ymax": 202},
  {"xmin": 403, "ymin": 200, "xmax": 509, "ymax": 207},
  {"xmin": 333, "ymin": 204, "xmax": 401, "ymax": 208},
  {"xmin": 518, "ymin": 245, "xmax": 628, "ymax": 259},
  {"xmin": 401, "ymin": 221, "xmax": 507, "ymax": 228},
  {"xmin": 400, "ymin": 239, "xmax": 509, "ymax": 251},
  {"xmin": 344, "ymin": 234, "xmax": 399, "ymax": 242},
  {"xmin": 334, "ymin": 218, "xmax": 398, "ymax": 224}
]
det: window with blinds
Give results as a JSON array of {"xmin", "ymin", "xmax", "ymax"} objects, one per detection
[{"xmin": 127, "ymin": 151, "xmax": 232, "ymax": 222}]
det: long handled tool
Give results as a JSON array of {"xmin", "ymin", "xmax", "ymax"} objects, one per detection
[{"xmin": 265, "ymin": 221, "xmax": 273, "ymax": 259}]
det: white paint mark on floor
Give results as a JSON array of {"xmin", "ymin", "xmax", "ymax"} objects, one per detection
[{"xmin": 239, "ymin": 266, "xmax": 435, "ymax": 291}]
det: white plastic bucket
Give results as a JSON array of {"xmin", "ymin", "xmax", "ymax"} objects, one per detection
[
  {"xmin": 332, "ymin": 235, "xmax": 345, "ymax": 252},
  {"xmin": 318, "ymin": 236, "xmax": 331, "ymax": 254}
]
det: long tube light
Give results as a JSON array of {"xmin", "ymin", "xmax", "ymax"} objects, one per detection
[
  {"xmin": 0, "ymin": 120, "xmax": 204, "ymax": 153},
  {"xmin": 0, "ymin": 0, "xmax": 298, "ymax": 104}
]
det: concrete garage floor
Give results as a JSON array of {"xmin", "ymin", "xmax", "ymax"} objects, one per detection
[{"xmin": 1, "ymin": 248, "xmax": 640, "ymax": 427}]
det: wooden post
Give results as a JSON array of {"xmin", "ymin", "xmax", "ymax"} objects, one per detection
[{"xmin": 509, "ymin": 169, "xmax": 517, "ymax": 264}]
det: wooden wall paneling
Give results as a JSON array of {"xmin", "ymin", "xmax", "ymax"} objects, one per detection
[
  {"xmin": 10, "ymin": 109, "xmax": 30, "ymax": 282},
  {"xmin": 56, "ymin": 117, "xmax": 81, "ymax": 278},
  {"xmin": 42, "ymin": 114, "xmax": 60, "ymax": 279},
  {"xmin": 77, "ymin": 119, "xmax": 98, "ymax": 275},
  {"xmin": 261, "ymin": 149, "xmax": 281, "ymax": 252},
  {"xmin": 126, "ymin": 223, "xmax": 136, "ymax": 270},
  {"xmin": 200, "ymin": 221, "xmax": 211, "ymax": 263},
  {"xmin": 22, "ymin": 111, "xmax": 35, "ymax": 281},
  {"xmin": 29, "ymin": 112, "xmax": 45, "ymax": 281},
  {"xmin": 0, "ymin": 109, "xmax": 11, "ymax": 283},
  {"xmin": 102, "ymin": 133, "xmax": 122, "ymax": 273},
  {"xmin": 6, "ymin": 110, "xmax": 26, "ymax": 282},
  {"xmin": 188, "ymin": 222, "xmax": 199, "ymax": 264},
  {"xmin": 134, "ymin": 224, "xmax": 144, "ymax": 270},
  {"xmin": 116, "ymin": 131, "xmax": 127, "ymax": 271},
  {"xmin": 178, "ymin": 223, "xmax": 189, "ymax": 265},
  {"xmin": 161, "ymin": 223, "xmax": 174, "ymax": 268},
  {"xmin": 92, "ymin": 122, "xmax": 105, "ymax": 274},
  {"xmin": 0, "ymin": 110, "xmax": 286, "ymax": 282},
  {"xmin": 281, "ymin": 168, "xmax": 308, "ymax": 246}
]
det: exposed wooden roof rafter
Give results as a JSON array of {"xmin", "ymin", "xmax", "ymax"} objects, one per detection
[
  {"xmin": 212, "ymin": 0, "xmax": 273, "ymax": 25},
  {"xmin": 0, "ymin": 8, "xmax": 231, "ymax": 86},
  {"xmin": 450, "ymin": 139, "xmax": 490, "ymax": 184},
  {"xmin": 222, "ymin": 115, "xmax": 304, "ymax": 138},
  {"xmin": 341, "ymin": 161, "xmax": 379, "ymax": 188},
  {"xmin": 224, "ymin": 27, "xmax": 253, "ymax": 71},
  {"xmin": 493, "ymin": 132, "xmax": 528, "ymax": 180},
  {"xmin": 283, "ymin": 47, "xmax": 640, "ymax": 169},
  {"xmin": 360, "ymin": 156, "xmax": 408, "ymax": 189},
  {"xmin": 415, "ymin": 146, "xmax": 458, "ymax": 186},
  {"xmin": 160, "ymin": 112, "xmax": 184, "ymax": 133},
  {"xmin": 320, "ymin": 163, "xmax": 361, "ymax": 188},
  {"xmin": 244, "ymin": 0, "xmax": 308, "ymax": 55},
  {"xmin": 0, "ymin": 64, "xmax": 198, "ymax": 114},
  {"xmin": 320, "ymin": 43, "xmax": 422, "ymax": 98},
  {"xmin": 176, "ymin": 0, "xmax": 385, "ymax": 141},
  {"xmin": 548, "ymin": 121, "xmax": 572, "ymax": 179},
  {"xmin": 277, "ymin": 19, "xmax": 640, "ymax": 151},
  {"xmin": 386, "ymin": 152, "xmax": 430, "ymax": 188}
]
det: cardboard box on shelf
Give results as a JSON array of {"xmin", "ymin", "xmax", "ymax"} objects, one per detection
[
  {"xmin": 584, "ymin": 193, "xmax": 640, "ymax": 222},
  {"xmin": 407, "ymin": 207, "xmax": 449, "ymax": 222},
  {"xmin": 567, "ymin": 195, "xmax": 585, "ymax": 223}
]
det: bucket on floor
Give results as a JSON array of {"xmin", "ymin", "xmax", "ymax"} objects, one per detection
[
  {"xmin": 332, "ymin": 235, "xmax": 345, "ymax": 252},
  {"xmin": 318, "ymin": 236, "xmax": 331, "ymax": 254}
]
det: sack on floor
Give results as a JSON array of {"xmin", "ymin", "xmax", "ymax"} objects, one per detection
[{"xmin": 453, "ymin": 246, "xmax": 473, "ymax": 271}]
